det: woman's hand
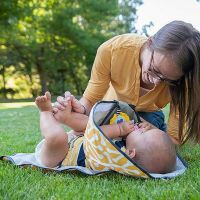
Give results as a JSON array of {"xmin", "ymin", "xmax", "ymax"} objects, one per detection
[
  {"xmin": 66, "ymin": 92, "xmax": 86, "ymax": 114},
  {"xmin": 52, "ymin": 91, "xmax": 86, "ymax": 115}
]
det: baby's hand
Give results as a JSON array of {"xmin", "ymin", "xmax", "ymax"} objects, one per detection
[
  {"xmin": 138, "ymin": 118, "xmax": 156, "ymax": 132},
  {"xmin": 119, "ymin": 121, "xmax": 135, "ymax": 136}
]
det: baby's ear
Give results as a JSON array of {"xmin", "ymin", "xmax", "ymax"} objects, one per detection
[{"xmin": 126, "ymin": 148, "xmax": 136, "ymax": 159}]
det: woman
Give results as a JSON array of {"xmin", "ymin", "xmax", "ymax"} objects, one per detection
[{"xmin": 53, "ymin": 20, "xmax": 200, "ymax": 144}]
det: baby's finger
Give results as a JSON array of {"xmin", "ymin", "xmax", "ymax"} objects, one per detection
[
  {"xmin": 143, "ymin": 124, "xmax": 153, "ymax": 131},
  {"xmin": 125, "ymin": 122, "xmax": 133, "ymax": 130},
  {"xmin": 54, "ymin": 102, "xmax": 66, "ymax": 111},
  {"xmin": 58, "ymin": 104, "xmax": 66, "ymax": 111},
  {"xmin": 130, "ymin": 127, "xmax": 135, "ymax": 132},
  {"xmin": 64, "ymin": 91, "xmax": 71, "ymax": 98},
  {"xmin": 71, "ymin": 95, "xmax": 78, "ymax": 103},
  {"xmin": 129, "ymin": 123, "xmax": 135, "ymax": 128},
  {"xmin": 57, "ymin": 96, "xmax": 67, "ymax": 106},
  {"xmin": 127, "ymin": 124, "xmax": 135, "ymax": 131},
  {"xmin": 138, "ymin": 122, "xmax": 148, "ymax": 128}
]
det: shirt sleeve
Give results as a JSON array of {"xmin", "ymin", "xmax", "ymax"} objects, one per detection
[{"xmin": 83, "ymin": 42, "xmax": 111, "ymax": 105}]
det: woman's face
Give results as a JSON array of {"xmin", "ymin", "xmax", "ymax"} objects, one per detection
[{"xmin": 141, "ymin": 49, "xmax": 183, "ymax": 86}]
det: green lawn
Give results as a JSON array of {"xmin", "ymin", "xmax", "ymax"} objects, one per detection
[{"xmin": 0, "ymin": 102, "xmax": 200, "ymax": 199}]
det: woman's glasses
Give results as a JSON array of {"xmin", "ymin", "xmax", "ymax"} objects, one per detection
[{"xmin": 147, "ymin": 51, "xmax": 181, "ymax": 86}]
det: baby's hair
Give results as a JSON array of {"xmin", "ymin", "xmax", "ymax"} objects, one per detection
[{"xmin": 132, "ymin": 130, "xmax": 176, "ymax": 173}]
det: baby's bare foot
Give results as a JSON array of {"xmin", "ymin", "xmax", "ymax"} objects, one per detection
[{"xmin": 35, "ymin": 91, "xmax": 52, "ymax": 112}]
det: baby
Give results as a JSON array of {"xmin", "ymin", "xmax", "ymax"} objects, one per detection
[{"xmin": 35, "ymin": 91, "xmax": 176, "ymax": 173}]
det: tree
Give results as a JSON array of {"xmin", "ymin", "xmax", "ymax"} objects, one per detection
[{"xmin": 0, "ymin": 0, "xmax": 143, "ymax": 98}]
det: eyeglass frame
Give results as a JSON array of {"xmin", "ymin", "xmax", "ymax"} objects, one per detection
[{"xmin": 147, "ymin": 50, "xmax": 181, "ymax": 86}]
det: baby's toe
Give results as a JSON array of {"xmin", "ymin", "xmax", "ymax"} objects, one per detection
[
  {"xmin": 41, "ymin": 96, "xmax": 46, "ymax": 102},
  {"xmin": 45, "ymin": 91, "xmax": 51, "ymax": 100},
  {"xmin": 36, "ymin": 96, "xmax": 41, "ymax": 102}
]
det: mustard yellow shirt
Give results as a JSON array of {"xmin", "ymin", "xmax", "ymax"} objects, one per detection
[{"xmin": 83, "ymin": 34, "xmax": 179, "ymax": 140}]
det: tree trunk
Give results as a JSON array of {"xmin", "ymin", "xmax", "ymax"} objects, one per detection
[
  {"xmin": 36, "ymin": 46, "xmax": 47, "ymax": 95},
  {"xmin": 1, "ymin": 65, "xmax": 7, "ymax": 99},
  {"xmin": 36, "ymin": 61, "xmax": 47, "ymax": 95},
  {"xmin": 70, "ymin": 68, "xmax": 82, "ymax": 95}
]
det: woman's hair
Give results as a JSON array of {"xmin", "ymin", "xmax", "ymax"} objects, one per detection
[{"xmin": 150, "ymin": 20, "xmax": 200, "ymax": 144}]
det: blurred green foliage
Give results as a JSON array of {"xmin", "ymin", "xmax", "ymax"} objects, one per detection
[{"xmin": 0, "ymin": 0, "xmax": 142, "ymax": 99}]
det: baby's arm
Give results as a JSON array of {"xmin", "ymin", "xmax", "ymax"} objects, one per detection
[{"xmin": 100, "ymin": 121, "xmax": 135, "ymax": 139}]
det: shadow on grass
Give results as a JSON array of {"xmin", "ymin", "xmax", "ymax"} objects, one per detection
[{"xmin": 0, "ymin": 158, "xmax": 144, "ymax": 181}]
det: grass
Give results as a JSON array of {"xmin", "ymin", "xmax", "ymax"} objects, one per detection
[{"xmin": 0, "ymin": 102, "xmax": 200, "ymax": 200}]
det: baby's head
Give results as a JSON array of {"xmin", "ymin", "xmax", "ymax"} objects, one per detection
[{"xmin": 126, "ymin": 128, "xmax": 176, "ymax": 174}]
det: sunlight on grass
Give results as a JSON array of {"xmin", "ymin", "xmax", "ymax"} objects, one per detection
[{"xmin": 0, "ymin": 102, "xmax": 35, "ymax": 109}]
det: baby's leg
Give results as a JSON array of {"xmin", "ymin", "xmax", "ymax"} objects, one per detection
[{"xmin": 35, "ymin": 92, "xmax": 68, "ymax": 168}]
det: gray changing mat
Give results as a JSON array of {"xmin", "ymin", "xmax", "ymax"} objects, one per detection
[{"xmin": 0, "ymin": 153, "xmax": 187, "ymax": 179}]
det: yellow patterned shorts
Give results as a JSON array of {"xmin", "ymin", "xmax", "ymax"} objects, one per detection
[{"xmin": 61, "ymin": 136, "xmax": 86, "ymax": 166}]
